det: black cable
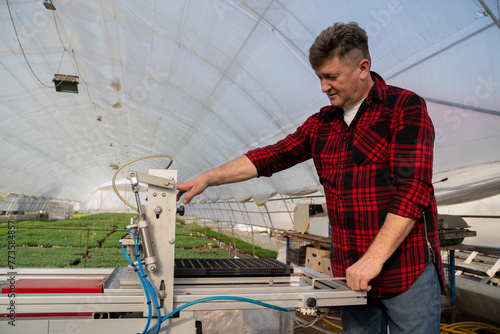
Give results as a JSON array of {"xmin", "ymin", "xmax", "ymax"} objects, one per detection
[{"xmin": 5, "ymin": 0, "xmax": 52, "ymax": 88}]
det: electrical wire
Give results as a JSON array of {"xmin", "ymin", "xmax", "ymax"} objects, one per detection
[
  {"xmin": 323, "ymin": 318, "xmax": 343, "ymax": 331},
  {"xmin": 293, "ymin": 307, "xmax": 330, "ymax": 329},
  {"xmin": 440, "ymin": 321, "xmax": 500, "ymax": 334},
  {"xmin": 51, "ymin": 7, "xmax": 66, "ymax": 50},
  {"xmin": 5, "ymin": 0, "xmax": 75, "ymax": 90},
  {"xmin": 112, "ymin": 154, "xmax": 174, "ymax": 212},
  {"xmin": 293, "ymin": 313, "xmax": 322, "ymax": 328},
  {"xmin": 293, "ymin": 316, "xmax": 338, "ymax": 334},
  {"xmin": 145, "ymin": 296, "xmax": 296, "ymax": 334},
  {"xmin": 5, "ymin": 0, "xmax": 52, "ymax": 88}
]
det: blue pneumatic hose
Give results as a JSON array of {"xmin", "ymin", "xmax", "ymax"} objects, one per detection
[
  {"xmin": 120, "ymin": 242, "xmax": 152, "ymax": 334},
  {"xmin": 133, "ymin": 233, "xmax": 162, "ymax": 334},
  {"xmin": 146, "ymin": 296, "xmax": 296, "ymax": 334}
]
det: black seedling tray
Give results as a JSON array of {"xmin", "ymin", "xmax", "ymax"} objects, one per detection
[{"xmin": 174, "ymin": 258, "xmax": 292, "ymax": 278}]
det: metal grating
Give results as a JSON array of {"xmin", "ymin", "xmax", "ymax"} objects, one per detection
[{"xmin": 174, "ymin": 258, "xmax": 292, "ymax": 278}]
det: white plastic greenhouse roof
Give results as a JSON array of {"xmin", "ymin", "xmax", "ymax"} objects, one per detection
[{"xmin": 1, "ymin": 0, "xmax": 500, "ymax": 213}]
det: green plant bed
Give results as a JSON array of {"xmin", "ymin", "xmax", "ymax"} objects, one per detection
[
  {"xmin": 75, "ymin": 213, "xmax": 136, "ymax": 221},
  {"xmin": 189, "ymin": 226, "xmax": 278, "ymax": 258},
  {"xmin": 175, "ymin": 223, "xmax": 203, "ymax": 233},
  {"xmin": 0, "ymin": 247, "xmax": 84, "ymax": 268},
  {"xmin": 0, "ymin": 228, "xmax": 108, "ymax": 248},
  {"xmin": 86, "ymin": 247, "xmax": 129, "ymax": 268},
  {"xmin": 101, "ymin": 231, "xmax": 128, "ymax": 248},
  {"xmin": 0, "ymin": 214, "xmax": 277, "ymax": 268},
  {"xmin": 175, "ymin": 235, "xmax": 216, "ymax": 249}
]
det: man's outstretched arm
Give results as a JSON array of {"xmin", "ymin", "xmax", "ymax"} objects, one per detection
[{"xmin": 176, "ymin": 155, "xmax": 258, "ymax": 204}]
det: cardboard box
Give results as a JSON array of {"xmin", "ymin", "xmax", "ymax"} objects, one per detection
[
  {"xmin": 321, "ymin": 259, "xmax": 333, "ymax": 276},
  {"xmin": 305, "ymin": 247, "xmax": 330, "ymax": 273}
]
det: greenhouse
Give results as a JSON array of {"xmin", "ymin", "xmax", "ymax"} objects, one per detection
[{"xmin": 1, "ymin": 1, "xmax": 500, "ymax": 333}]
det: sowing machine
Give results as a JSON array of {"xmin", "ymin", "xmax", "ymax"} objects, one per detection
[{"xmin": 1, "ymin": 165, "xmax": 366, "ymax": 333}]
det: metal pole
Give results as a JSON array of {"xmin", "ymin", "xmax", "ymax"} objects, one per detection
[
  {"xmin": 251, "ymin": 225, "xmax": 255, "ymax": 258},
  {"xmin": 478, "ymin": 0, "xmax": 500, "ymax": 30},
  {"xmin": 450, "ymin": 249, "xmax": 456, "ymax": 323},
  {"xmin": 84, "ymin": 228, "xmax": 90, "ymax": 268},
  {"xmin": 217, "ymin": 220, "xmax": 221, "ymax": 247},
  {"xmin": 78, "ymin": 226, "xmax": 82, "ymax": 255},
  {"xmin": 231, "ymin": 223, "xmax": 236, "ymax": 258}
]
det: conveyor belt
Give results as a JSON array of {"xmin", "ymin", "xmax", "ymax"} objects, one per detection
[{"xmin": 174, "ymin": 258, "xmax": 292, "ymax": 277}]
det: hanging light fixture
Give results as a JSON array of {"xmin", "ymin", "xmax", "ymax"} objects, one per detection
[
  {"xmin": 53, "ymin": 74, "xmax": 79, "ymax": 93},
  {"xmin": 43, "ymin": 0, "xmax": 56, "ymax": 10}
]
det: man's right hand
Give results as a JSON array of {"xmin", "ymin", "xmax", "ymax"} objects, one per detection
[
  {"xmin": 176, "ymin": 175, "xmax": 209, "ymax": 204},
  {"xmin": 176, "ymin": 155, "xmax": 258, "ymax": 204}
]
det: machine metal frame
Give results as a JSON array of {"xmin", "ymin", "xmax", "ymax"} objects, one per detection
[{"xmin": 0, "ymin": 169, "xmax": 366, "ymax": 333}]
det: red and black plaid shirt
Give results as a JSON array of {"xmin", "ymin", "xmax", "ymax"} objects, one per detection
[{"xmin": 246, "ymin": 72, "xmax": 445, "ymax": 297}]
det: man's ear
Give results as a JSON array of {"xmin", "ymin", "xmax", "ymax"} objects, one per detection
[{"xmin": 359, "ymin": 59, "xmax": 371, "ymax": 80}]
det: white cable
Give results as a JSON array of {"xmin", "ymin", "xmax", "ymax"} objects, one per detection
[{"xmin": 293, "ymin": 316, "xmax": 338, "ymax": 334}]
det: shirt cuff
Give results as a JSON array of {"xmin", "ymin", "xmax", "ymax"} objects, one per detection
[
  {"xmin": 388, "ymin": 180, "xmax": 433, "ymax": 219},
  {"xmin": 244, "ymin": 149, "xmax": 273, "ymax": 177}
]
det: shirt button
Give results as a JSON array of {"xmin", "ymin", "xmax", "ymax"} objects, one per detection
[
  {"xmin": 339, "ymin": 166, "xmax": 344, "ymax": 171},
  {"xmin": 337, "ymin": 195, "xmax": 342, "ymax": 200}
]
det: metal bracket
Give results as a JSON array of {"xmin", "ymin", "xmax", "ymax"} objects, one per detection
[{"xmin": 127, "ymin": 170, "xmax": 175, "ymax": 189}]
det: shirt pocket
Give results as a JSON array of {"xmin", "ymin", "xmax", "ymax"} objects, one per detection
[{"xmin": 352, "ymin": 121, "xmax": 390, "ymax": 165}]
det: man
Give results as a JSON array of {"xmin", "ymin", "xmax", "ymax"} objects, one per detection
[{"xmin": 177, "ymin": 22, "xmax": 445, "ymax": 333}]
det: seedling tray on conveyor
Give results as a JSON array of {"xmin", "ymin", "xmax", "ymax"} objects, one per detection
[{"xmin": 174, "ymin": 258, "xmax": 292, "ymax": 278}]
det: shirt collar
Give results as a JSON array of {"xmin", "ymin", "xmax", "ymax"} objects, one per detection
[{"xmin": 366, "ymin": 71, "xmax": 387, "ymax": 105}]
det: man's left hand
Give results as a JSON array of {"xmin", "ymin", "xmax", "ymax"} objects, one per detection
[{"xmin": 345, "ymin": 256, "xmax": 384, "ymax": 292}]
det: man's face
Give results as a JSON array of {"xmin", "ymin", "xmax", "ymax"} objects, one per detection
[{"xmin": 314, "ymin": 56, "xmax": 365, "ymax": 108}]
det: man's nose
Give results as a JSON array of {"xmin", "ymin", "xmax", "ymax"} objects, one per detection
[{"xmin": 320, "ymin": 79, "xmax": 331, "ymax": 93}]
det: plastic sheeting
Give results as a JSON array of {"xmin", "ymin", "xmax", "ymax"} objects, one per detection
[
  {"xmin": 1, "ymin": 1, "xmax": 499, "ymax": 216},
  {"xmin": 194, "ymin": 309, "xmax": 293, "ymax": 334},
  {"xmin": 78, "ymin": 183, "xmax": 147, "ymax": 214}
]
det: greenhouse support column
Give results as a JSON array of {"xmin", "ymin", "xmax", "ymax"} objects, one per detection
[
  {"xmin": 280, "ymin": 194, "xmax": 294, "ymax": 223},
  {"xmin": 202, "ymin": 204, "xmax": 211, "ymax": 223},
  {"xmin": 217, "ymin": 220, "xmax": 221, "ymax": 248},
  {"xmin": 227, "ymin": 201, "xmax": 238, "ymax": 227},
  {"xmin": 255, "ymin": 204, "xmax": 271, "ymax": 236},
  {"xmin": 208, "ymin": 202, "xmax": 217, "ymax": 223},
  {"xmin": 216, "ymin": 202, "xmax": 227, "ymax": 224},
  {"xmin": 84, "ymin": 228, "xmax": 90, "ymax": 268},
  {"xmin": 26, "ymin": 197, "xmax": 36, "ymax": 215},
  {"xmin": 78, "ymin": 226, "xmax": 82, "ymax": 255},
  {"xmin": 231, "ymin": 223, "xmax": 236, "ymax": 258},
  {"xmin": 237, "ymin": 202, "xmax": 252, "ymax": 230},
  {"xmin": 286, "ymin": 235, "xmax": 290, "ymax": 265},
  {"xmin": 6, "ymin": 195, "xmax": 16, "ymax": 217},
  {"xmin": 263, "ymin": 203, "xmax": 275, "ymax": 235},
  {"xmin": 251, "ymin": 225, "xmax": 255, "ymax": 258}
]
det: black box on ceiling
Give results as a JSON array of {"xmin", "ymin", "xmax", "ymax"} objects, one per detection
[
  {"xmin": 53, "ymin": 74, "xmax": 79, "ymax": 93},
  {"xmin": 43, "ymin": 1, "xmax": 56, "ymax": 10}
]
